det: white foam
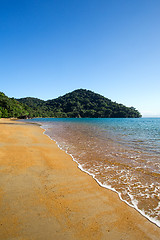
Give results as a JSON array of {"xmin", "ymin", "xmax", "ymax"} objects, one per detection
[{"xmin": 39, "ymin": 123, "xmax": 160, "ymax": 228}]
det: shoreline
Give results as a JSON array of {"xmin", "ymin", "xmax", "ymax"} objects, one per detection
[
  {"xmin": 40, "ymin": 124, "xmax": 160, "ymax": 229},
  {"xmin": 0, "ymin": 118, "xmax": 160, "ymax": 240},
  {"xmin": 41, "ymin": 125, "xmax": 160, "ymax": 228}
]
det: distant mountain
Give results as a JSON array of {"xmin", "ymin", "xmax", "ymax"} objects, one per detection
[
  {"xmin": 17, "ymin": 89, "xmax": 142, "ymax": 118},
  {"xmin": 0, "ymin": 92, "xmax": 28, "ymax": 118}
]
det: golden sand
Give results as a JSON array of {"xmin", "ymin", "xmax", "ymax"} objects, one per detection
[{"xmin": 0, "ymin": 118, "xmax": 160, "ymax": 240}]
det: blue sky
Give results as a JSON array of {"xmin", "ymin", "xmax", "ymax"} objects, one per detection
[{"xmin": 0, "ymin": 0, "xmax": 160, "ymax": 116}]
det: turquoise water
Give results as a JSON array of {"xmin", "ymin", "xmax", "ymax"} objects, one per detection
[{"xmin": 26, "ymin": 118, "xmax": 160, "ymax": 227}]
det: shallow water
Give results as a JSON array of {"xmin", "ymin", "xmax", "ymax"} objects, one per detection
[{"xmin": 26, "ymin": 118, "xmax": 160, "ymax": 227}]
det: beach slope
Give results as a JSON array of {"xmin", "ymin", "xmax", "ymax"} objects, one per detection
[{"xmin": 0, "ymin": 119, "xmax": 159, "ymax": 240}]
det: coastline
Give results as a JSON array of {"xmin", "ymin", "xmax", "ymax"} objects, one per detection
[
  {"xmin": 0, "ymin": 118, "xmax": 160, "ymax": 240},
  {"xmin": 41, "ymin": 123, "xmax": 160, "ymax": 228}
]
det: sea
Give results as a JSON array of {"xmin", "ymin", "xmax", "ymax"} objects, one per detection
[{"xmin": 25, "ymin": 118, "xmax": 160, "ymax": 227}]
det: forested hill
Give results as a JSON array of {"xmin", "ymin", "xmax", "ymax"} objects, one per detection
[
  {"xmin": 17, "ymin": 89, "xmax": 142, "ymax": 118},
  {"xmin": 0, "ymin": 92, "xmax": 28, "ymax": 118}
]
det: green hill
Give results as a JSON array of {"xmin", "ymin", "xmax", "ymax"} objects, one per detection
[
  {"xmin": 0, "ymin": 92, "xmax": 28, "ymax": 118},
  {"xmin": 17, "ymin": 89, "xmax": 142, "ymax": 118},
  {"xmin": 16, "ymin": 97, "xmax": 47, "ymax": 118},
  {"xmin": 0, "ymin": 89, "xmax": 141, "ymax": 118}
]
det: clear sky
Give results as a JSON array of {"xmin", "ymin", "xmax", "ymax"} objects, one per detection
[{"xmin": 0, "ymin": 0, "xmax": 160, "ymax": 117}]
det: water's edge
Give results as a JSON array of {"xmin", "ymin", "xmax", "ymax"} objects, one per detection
[{"xmin": 38, "ymin": 124, "xmax": 160, "ymax": 228}]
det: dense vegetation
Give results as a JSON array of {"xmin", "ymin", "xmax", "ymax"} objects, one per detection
[
  {"xmin": 0, "ymin": 92, "xmax": 28, "ymax": 118},
  {"xmin": 0, "ymin": 89, "xmax": 141, "ymax": 118},
  {"xmin": 17, "ymin": 89, "xmax": 142, "ymax": 118}
]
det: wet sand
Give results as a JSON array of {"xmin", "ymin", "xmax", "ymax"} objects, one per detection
[{"xmin": 0, "ymin": 118, "xmax": 160, "ymax": 240}]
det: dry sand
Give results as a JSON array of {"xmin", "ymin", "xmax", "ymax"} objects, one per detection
[{"xmin": 0, "ymin": 118, "xmax": 160, "ymax": 240}]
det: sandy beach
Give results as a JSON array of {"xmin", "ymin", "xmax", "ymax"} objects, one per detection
[{"xmin": 0, "ymin": 119, "xmax": 160, "ymax": 240}]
